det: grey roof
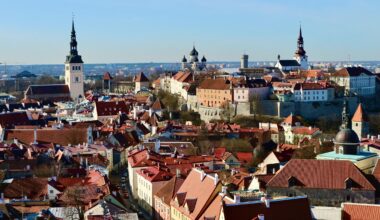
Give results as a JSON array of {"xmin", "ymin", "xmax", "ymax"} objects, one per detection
[{"xmin": 278, "ymin": 60, "xmax": 300, "ymax": 67}]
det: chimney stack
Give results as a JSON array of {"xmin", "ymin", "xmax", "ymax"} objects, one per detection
[
  {"xmin": 258, "ymin": 214, "xmax": 265, "ymax": 220},
  {"xmin": 234, "ymin": 194, "xmax": 240, "ymax": 203},
  {"xmin": 214, "ymin": 174, "xmax": 219, "ymax": 185}
]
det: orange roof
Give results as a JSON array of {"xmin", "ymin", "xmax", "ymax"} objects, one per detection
[
  {"xmin": 282, "ymin": 114, "xmax": 300, "ymax": 126},
  {"xmin": 342, "ymin": 203, "xmax": 380, "ymax": 220},
  {"xmin": 292, "ymin": 127, "xmax": 320, "ymax": 135},
  {"xmin": 267, "ymin": 159, "xmax": 375, "ymax": 190},
  {"xmin": 352, "ymin": 103, "xmax": 368, "ymax": 122},
  {"xmin": 236, "ymin": 152, "xmax": 253, "ymax": 164},
  {"xmin": 137, "ymin": 166, "xmax": 174, "ymax": 182},
  {"xmin": 170, "ymin": 169, "xmax": 220, "ymax": 219}
]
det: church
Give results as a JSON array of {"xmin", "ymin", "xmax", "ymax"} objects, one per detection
[
  {"xmin": 275, "ymin": 26, "xmax": 309, "ymax": 72},
  {"xmin": 24, "ymin": 20, "xmax": 84, "ymax": 103},
  {"xmin": 180, "ymin": 46, "xmax": 207, "ymax": 71}
]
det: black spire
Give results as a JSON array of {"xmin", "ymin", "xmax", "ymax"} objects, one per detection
[
  {"xmin": 294, "ymin": 25, "xmax": 306, "ymax": 57},
  {"xmin": 66, "ymin": 19, "xmax": 83, "ymax": 63}
]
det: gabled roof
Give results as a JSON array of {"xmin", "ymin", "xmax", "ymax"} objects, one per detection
[
  {"xmin": 173, "ymin": 71, "xmax": 193, "ymax": 83},
  {"xmin": 334, "ymin": 66, "xmax": 374, "ymax": 77},
  {"xmin": 26, "ymin": 84, "xmax": 70, "ymax": 95},
  {"xmin": 137, "ymin": 166, "xmax": 174, "ymax": 182},
  {"xmin": 95, "ymin": 101, "xmax": 129, "ymax": 116},
  {"xmin": 4, "ymin": 178, "xmax": 48, "ymax": 200},
  {"xmin": 282, "ymin": 114, "xmax": 300, "ymax": 126},
  {"xmin": 134, "ymin": 72, "xmax": 149, "ymax": 82},
  {"xmin": 222, "ymin": 196, "xmax": 313, "ymax": 220},
  {"xmin": 342, "ymin": 203, "xmax": 380, "ymax": 220},
  {"xmin": 0, "ymin": 112, "xmax": 30, "ymax": 128},
  {"xmin": 155, "ymin": 176, "xmax": 185, "ymax": 205},
  {"xmin": 170, "ymin": 169, "xmax": 220, "ymax": 219},
  {"xmin": 352, "ymin": 103, "xmax": 368, "ymax": 122},
  {"xmin": 151, "ymin": 98, "xmax": 165, "ymax": 111},
  {"xmin": 278, "ymin": 60, "xmax": 300, "ymax": 67},
  {"xmin": 267, "ymin": 159, "xmax": 375, "ymax": 190},
  {"xmin": 198, "ymin": 78, "xmax": 231, "ymax": 90},
  {"xmin": 103, "ymin": 72, "xmax": 113, "ymax": 80}
]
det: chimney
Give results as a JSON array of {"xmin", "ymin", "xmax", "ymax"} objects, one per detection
[
  {"xmin": 234, "ymin": 194, "xmax": 240, "ymax": 203},
  {"xmin": 33, "ymin": 128, "xmax": 38, "ymax": 145},
  {"xmin": 221, "ymin": 186, "xmax": 227, "ymax": 194},
  {"xmin": 371, "ymin": 136, "xmax": 375, "ymax": 141},
  {"xmin": 200, "ymin": 171, "xmax": 206, "ymax": 181},
  {"xmin": 176, "ymin": 169, "xmax": 181, "ymax": 178},
  {"xmin": 261, "ymin": 196, "xmax": 270, "ymax": 208},
  {"xmin": 214, "ymin": 174, "xmax": 219, "ymax": 185},
  {"xmin": 367, "ymin": 134, "xmax": 370, "ymax": 139},
  {"xmin": 258, "ymin": 214, "xmax": 265, "ymax": 220},
  {"xmin": 378, "ymin": 134, "xmax": 380, "ymax": 140}
]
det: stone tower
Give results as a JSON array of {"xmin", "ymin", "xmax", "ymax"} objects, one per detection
[
  {"xmin": 65, "ymin": 19, "xmax": 84, "ymax": 102},
  {"xmin": 352, "ymin": 103, "xmax": 369, "ymax": 139}
]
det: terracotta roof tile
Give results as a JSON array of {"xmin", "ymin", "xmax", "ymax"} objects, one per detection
[
  {"xmin": 222, "ymin": 196, "xmax": 313, "ymax": 220},
  {"xmin": 267, "ymin": 159, "xmax": 375, "ymax": 190},
  {"xmin": 170, "ymin": 169, "xmax": 220, "ymax": 219},
  {"xmin": 134, "ymin": 72, "xmax": 149, "ymax": 82},
  {"xmin": 352, "ymin": 103, "xmax": 368, "ymax": 122},
  {"xmin": 95, "ymin": 101, "xmax": 129, "ymax": 116},
  {"xmin": 342, "ymin": 203, "xmax": 380, "ymax": 220}
]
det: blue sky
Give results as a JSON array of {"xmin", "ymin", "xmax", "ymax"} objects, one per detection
[{"xmin": 0, "ymin": 0, "xmax": 379, "ymax": 64}]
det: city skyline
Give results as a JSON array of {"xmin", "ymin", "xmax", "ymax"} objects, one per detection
[{"xmin": 1, "ymin": 0, "xmax": 380, "ymax": 64}]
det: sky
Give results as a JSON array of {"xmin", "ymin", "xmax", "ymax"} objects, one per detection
[{"xmin": 0, "ymin": 0, "xmax": 379, "ymax": 64}]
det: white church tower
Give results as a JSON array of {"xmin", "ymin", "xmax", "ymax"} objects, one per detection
[
  {"xmin": 65, "ymin": 20, "xmax": 84, "ymax": 102},
  {"xmin": 293, "ymin": 26, "xmax": 309, "ymax": 70}
]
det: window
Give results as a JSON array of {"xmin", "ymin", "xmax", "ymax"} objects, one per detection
[{"xmin": 75, "ymin": 77, "xmax": 79, "ymax": 82}]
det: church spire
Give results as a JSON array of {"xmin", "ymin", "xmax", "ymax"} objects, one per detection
[
  {"xmin": 294, "ymin": 25, "xmax": 306, "ymax": 57},
  {"xmin": 66, "ymin": 19, "xmax": 83, "ymax": 64}
]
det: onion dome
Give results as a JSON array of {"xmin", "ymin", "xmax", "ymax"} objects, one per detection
[
  {"xmin": 190, "ymin": 46, "xmax": 198, "ymax": 56},
  {"xmin": 201, "ymin": 56, "xmax": 207, "ymax": 62},
  {"xmin": 182, "ymin": 55, "xmax": 187, "ymax": 63}
]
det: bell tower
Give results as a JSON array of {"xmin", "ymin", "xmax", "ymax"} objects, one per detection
[
  {"xmin": 65, "ymin": 19, "xmax": 84, "ymax": 102},
  {"xmin": 293, "ymin": 25, "xmax": 309, "ymax": 70}
]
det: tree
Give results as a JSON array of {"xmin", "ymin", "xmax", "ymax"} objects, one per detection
[
  {"xmin": 249, "ymin": 94, "xmax": 262, "ymax": 115},
  {"xmin": 157, "ymin": 89, "xmax": 180, "ymax": 111},
  {"xmin": 220, "ymin": 102, "xmax": 234, "ymax": 123},
  {"xmin": 63, "ymin": 186, "xmax": 85, "ymax": 220}
]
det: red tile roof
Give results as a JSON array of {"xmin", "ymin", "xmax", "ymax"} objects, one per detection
[
  {"xmin": 291, "ymin": 127, "xmax": 320, "ymax": 135},
  {"xmin": 155, "ymin": 176, "xmax": 185, "ymax": 205},
  {"xmin": 282, "ymin": 114, "xmax": 300, "ymax": 126},
  {"xmin": 5, "ymin": 127, "xmax": 88, "ymax": 146},
  {"xmin": 267, "ymin": 159, "xmax": 375, "ymax": 190},
  {"xmin": 222, "ymin": 196, "xmax": 313, "ymax": 220},
  {"xmin": 198, "ymin": 78, "xmax": 231, "ymax": 90},
  {"xmin": 236, "ymin": 152, "xmax": 253, "ymax": 165},
  {"xmin": 214, "ymin": 147, "xmax": 226, "ymax": 160},
  {"xmin": 0, "ymin": 112, "xmax": 30, "ymax": 128},
  {"xmin": 137, "ymin": 166, "xmax": 174, "ymax": 182},
  {"xmin": 95, "ymin": 101, "xmax": 129, "ymax": 117},
  {"xmin": 352, "ymin": 103, "xmax": 368, "ymax": 122},
  {"xmin": 103, "ymin": 72, "xmax": 113, "ymax": 80},
  {"xmin": 134, "ymin": 72, "xmax": 149, "ymax": 82},
  {"xmin": 342, "ymin": 203, "xmax": 380, "ymax": 220},
  {"xmin": 170, "ymin": 169, "xmax": 220, "ymax": 219},
  {"xmin": 4, "ymin": 178, "xmax": 48, "ymax": 200},
  {"xmin": 151, "ymin": 98, "xmax": 165, "ymax": 110},
  {"xmin": 173, "ymin": 71, "xmax": 193, "ymax": 83},
  {"xmin": 333, "ymin": 66, "xmax": 374, "ymax": 77}
]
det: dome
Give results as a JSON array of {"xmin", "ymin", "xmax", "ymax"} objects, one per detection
[
  {"xmin": 334, "ymin": 128, "xmax": 360, "ymax": 145},
  {"xmin": 190, "ymin": 46, "xmax": 198, "ymax": 56},
  {"xmin": 182, "ymin": 55, "xmax": 187, "ymax": 63},
  {"xmin": 201, "ymin": 56, "xmax": 207, "ymax": 62}
]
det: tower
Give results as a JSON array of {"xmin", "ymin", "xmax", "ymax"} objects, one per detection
[
  {"xmin": 241, "ymin": 54, "xmax": 248, "ymax": 69},
  {"xmin": 293, "ymin": 26, "xmax": 308, "ymax": 70},
  {"xmin": 352, "ymin": 103, "xmax": 369, "ymax": 139},
  {"xmin": 103, "ymin": 72, "xmax": 113, "ymax": 95},
  {"xmin": 181, "ymin": 55, "xmax": 188, "ymax": 70},
  {"xmin": 65, "ymin": 19, "xmax": 84, "ymax": 102},
  {"xmin": 334, "ymin": 98, "xmax": 360, "ymax": 155}
]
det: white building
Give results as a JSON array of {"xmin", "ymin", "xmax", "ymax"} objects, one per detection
[
  {"xmin": 275, "ymin": 26, "xmax": 309, "ymax": 72},
  {"xmin": 293, "ymin": 82, "xmax": 329, "ymax": 102},
  {"xmin": 170, "ymin": 71, "xmax": 194, "ymax": 101},
  {"xmin": 330, "ymin": 66, "xmax": 376, "ymax": 96},
  {"xmin": 234, "ymin": 79, "xmax": 270, "ymax": 103},
  {"xmin": 65, "ymin": 20, "xmax": 84, "ymax": 102}
]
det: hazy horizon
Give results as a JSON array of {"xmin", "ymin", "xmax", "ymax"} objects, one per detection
[{"xmin": 1, "ymin": 0, "xmax": 380, "ymax": 64}]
